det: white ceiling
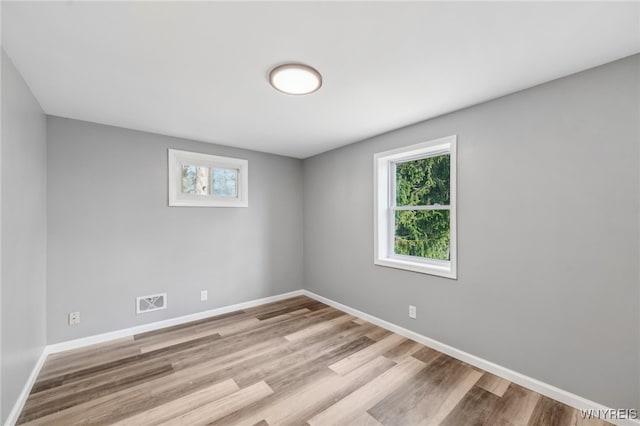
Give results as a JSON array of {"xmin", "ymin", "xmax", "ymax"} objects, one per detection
[{"xmin": 2, "ymin": 2, "xmax": 639, "ymax": 158}]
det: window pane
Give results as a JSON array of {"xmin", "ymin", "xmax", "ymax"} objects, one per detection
[
  {"xmin": 395, "ymin": 154, "xmax": 450, "ymax": 206},
  {"xmin": 213, "ymin": 168, "xmax": 238, "ymax": 197},
  {"xmin": 394, "ymin": 209, "xmax": 450, "ymax": 260},
  {"xmin": 182, "ymin": 165, "xmax": 211, "ymax": 195}
]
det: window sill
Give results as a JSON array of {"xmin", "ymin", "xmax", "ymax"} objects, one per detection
[{"xmin": 374, "ymin": 257, "xmax": 457, "ymax": 279}]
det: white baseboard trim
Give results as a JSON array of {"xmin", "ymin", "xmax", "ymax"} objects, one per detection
[
  {"xmin": 47, "ymin": 290, "xmax": 304, "ymax": 354},
  {"xmin": 301, "ymin": 290, "xmax": 639, "ymax": 426},
  {"xmin": 3, "ymin": 289, "xmax": 304, "ymax": 426},
  {"xmin": 5, "ymin": 289, "xmax": 636, "ymax": 426},
  {"xmin": 4, "ymin": 348, "xmax": 48, "ymax": 426}
]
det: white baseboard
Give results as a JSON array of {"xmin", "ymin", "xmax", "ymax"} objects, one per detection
[
  {"xmin": 47, "ymin": 290, "xmax": 304, "ymax": 354},
  {"xmin": 3, "ymin": 348, "xmax": 48, "ymax": 426},
  {"xmin": 3, "ymin": 289, "xmax": 304, "ymax": 426},
  {"xmin": 5, "ymin": 288, "xmax": 636, "ymax": 426},
  {"xmin": 301, "ymin": 290, "xmax": 639, "ymax": 426}
]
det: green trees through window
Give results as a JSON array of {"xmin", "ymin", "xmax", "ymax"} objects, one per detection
[{"xmin": 394, "ymin": 154, "xmax": 451, "ymax": 260}]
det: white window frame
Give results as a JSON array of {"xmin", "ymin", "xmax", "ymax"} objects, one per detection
[
  {"xmin": 168, "ymin": 149, "xmax": 248, "ymax": 207},
  {"xmin": 374, "ymin": 135, "xmax": 457, "ymax": 279}
]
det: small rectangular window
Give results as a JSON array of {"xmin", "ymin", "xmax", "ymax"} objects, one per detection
[
  {"xmin": 374, "ymin": 135, "xmax": 457, "ymax": 278},
  {"xmin": 168, "ymin": 149, "xmax": 248, "ymax": 207}
]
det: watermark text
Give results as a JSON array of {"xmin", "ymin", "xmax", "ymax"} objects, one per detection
[{"xmin": 580, "ymin": 409, "xmax": 638, "ymax": 420}]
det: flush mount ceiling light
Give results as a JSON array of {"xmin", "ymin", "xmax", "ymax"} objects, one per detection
[{"xmin": 269, "ymin": 63, "xmax": 322, "ymax": 95}]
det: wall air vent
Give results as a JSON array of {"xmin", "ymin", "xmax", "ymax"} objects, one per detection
[{"xmin": 136, "ymin": 293, "xmax": 167, "ymax": 314}]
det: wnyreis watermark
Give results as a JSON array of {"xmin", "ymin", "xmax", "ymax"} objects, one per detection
[{"xmin": 580, "ymin": 409, "xmax": 638, "ymax": 420}]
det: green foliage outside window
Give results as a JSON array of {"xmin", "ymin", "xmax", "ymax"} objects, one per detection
[{"xmin": 394, "ymin": 154, "xmax": 451, "ymax": 260}]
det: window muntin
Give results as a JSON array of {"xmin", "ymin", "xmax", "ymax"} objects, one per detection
[{"xmin": 374, "ymin": 135, "xmax": 457, "ymax": 279}]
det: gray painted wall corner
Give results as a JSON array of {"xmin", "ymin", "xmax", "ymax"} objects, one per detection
[
  {"xmin": 1, "ymin": 42, "xmax": 638, "ymax": 421},
  {"xmin": 303, "ymin": 54, "xmax": 640, "ymax": 410},
  {"xmin": 1, "ymin": 48, "xmax": 48, "ymax": 424},
  {"xmin": 46, "ymin": 117, "xmax": 304, "ymax": 344}
]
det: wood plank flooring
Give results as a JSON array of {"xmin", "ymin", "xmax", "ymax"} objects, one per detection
[{"xmin": 18, "ymin": 296, "xmax": 610, "ymax": 426}]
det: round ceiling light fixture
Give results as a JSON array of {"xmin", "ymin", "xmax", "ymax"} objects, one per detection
[{"xmin": 269, "ymin": 63, "xmax": 322, "ymax": 95}]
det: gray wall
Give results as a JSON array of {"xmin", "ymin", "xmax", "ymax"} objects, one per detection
[
  {"xmin": 3, "ymin": 47, "xmax": 636, "ymax": 416},
  {"xmin": 304, "ymin": 55, "xmax": 640, "ymax": 410},
  {"xmin": 1, "ymin": 49, "xmax": 47, "ymax": 423},
  {"xmin": 47, "ymin": 117, "xmax": 303, "ymax": 343}
]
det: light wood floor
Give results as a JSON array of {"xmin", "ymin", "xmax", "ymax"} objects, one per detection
[{"xmin": 18, "ymin": 296, "xmax": 610, "ymax": 425}]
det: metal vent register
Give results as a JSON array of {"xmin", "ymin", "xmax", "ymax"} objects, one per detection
[{"xmin": 136, "ymin": 293, "xmax": 167, "ymax": 314}]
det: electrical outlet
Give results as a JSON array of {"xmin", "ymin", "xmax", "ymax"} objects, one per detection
[
  {"xmin": 200, "ymin": 290, "xmax": 208, "ymax": 301},
  {"xmin": 69, "ymin": 311, "xmax": 80, "ymax": 325},
  {"xmin": 409, "ymin": 305, "xmax": 417, "ymax": 319}
]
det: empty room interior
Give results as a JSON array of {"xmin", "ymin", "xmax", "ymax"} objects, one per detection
[{"xmin": 1, "ymin": 1, "xmax": 639, "ymax": 425}]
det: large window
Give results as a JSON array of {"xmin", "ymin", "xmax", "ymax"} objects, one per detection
[{"xmin": 374, "ymin": 135, "xmax": 457, "ymax": 278}]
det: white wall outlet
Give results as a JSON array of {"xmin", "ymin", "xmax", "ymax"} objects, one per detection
[
  {"xmin": 69, "ymin": 311, "xmax": 80, "ymax": 325},
  {"xmin": 200, "ymin": 290, "xmax": 208, "ymax": 301},
  {"xmin": 409, "ymin": 305, "xmax": 417, "ymax": 319}
]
